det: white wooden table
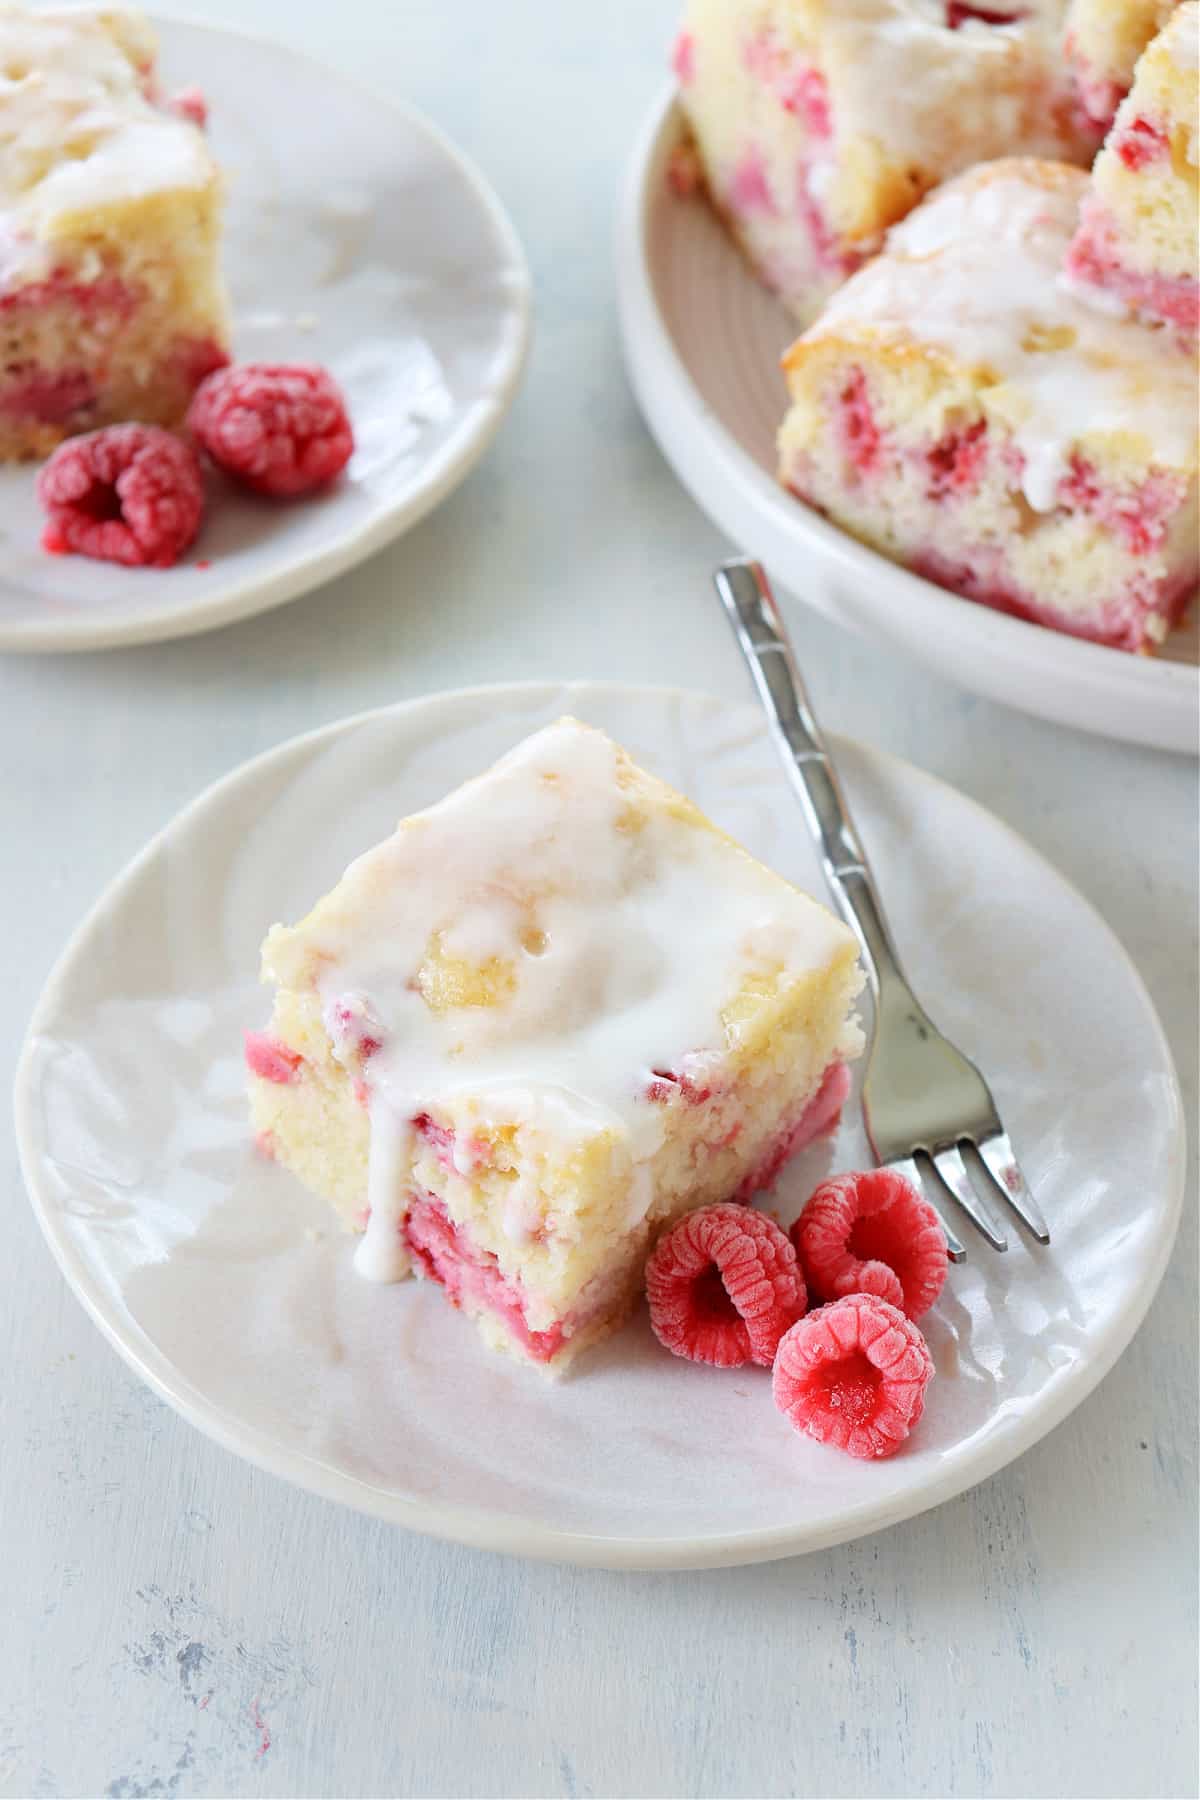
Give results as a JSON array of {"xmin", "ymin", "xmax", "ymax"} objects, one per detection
[{"xmin": 3, "ymin": 3, "xmax": 1197, "ymax": 1795}]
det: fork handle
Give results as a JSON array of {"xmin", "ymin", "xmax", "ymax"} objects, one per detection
[{"xmin": 713, "ymin": 558, "xmax": 906, "ymax": 1002}]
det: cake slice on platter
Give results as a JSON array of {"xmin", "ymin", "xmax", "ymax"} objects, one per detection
[
  {"xmin": 248, "ymin": 718, "xmax": 865, "ymax": 1373},
  {"xmin": 671, "ymin": 0, "xmax": 1102, "ymax": 325},
  {"xmin": 777, "ymin": 159, "xmax": 1198, "ymax": 652},
  {"xmin": 0, "ymin": 5, "xmax": 230, "ymax": 461},
  {"xmin": 1065, "ymin": 3, "xmax": 1198, "ymax": 337}
]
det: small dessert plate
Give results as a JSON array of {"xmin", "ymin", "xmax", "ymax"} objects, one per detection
[
  {"xmin": 615, "ymin": 88, "xmax": 1200, "ymax": 755},
  {"xmin": 0, "ymin": 18, "xmax": 530, "ymax": 653},
  {"xmin": 15, "ymin": 683, "xmax": 1185, "ymax": 1568}
]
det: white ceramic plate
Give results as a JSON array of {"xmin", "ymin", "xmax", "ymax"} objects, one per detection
[
  {"xmin": 15, "ymin": 683, "xmax": 1184, "ymax": 1569},
  {"xmin": 0, "ymin": 18, "xmax": 530, "ymax": 653},
  {"xmin": 615, "ymin": 89, "xmax": 1200, "ymax": 757}
]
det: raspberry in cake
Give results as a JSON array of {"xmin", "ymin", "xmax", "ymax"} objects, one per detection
[
  {"xmin": 1064, "ymin": 4, "xmax": 1198, "ymax": 338},
  {"xmin": 777, "ymin": 159, "xmax": 1198, "ymax": 652},
  {"xmin": 671, "ymin": 0, "xmax": 1102, "ymax": 324},
  {"xmin": 248, "ymin": 718, "xmax": 865, "ymax": 1373},
  {"xmin": 0, "ymin": 6, "xmax": 230, "ymax": 463},
  {"xmin": 1064, "ymin": 0, "xmax": 1181, "ymax": 129}
]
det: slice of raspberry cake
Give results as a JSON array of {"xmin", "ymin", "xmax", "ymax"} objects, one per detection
[
  {"xmin": 248, "ymin": 719, "xmax": 865, "ymax": 1373},
  {"xmin": 1064, "ymin": 0, "xmax": 1181, "ymax": 129},
  {"xmin": 671, "ymin": 0, "xmax": 1102, "ymax": 324},
  {"xmin": 1065, "ymin": 4, "xmax": 1198, "ymax": 337},
  {"xmin": 778, "ymin": 159, "xmax": 1198, "ymax": 652},
  {"xmin": 0, "ymin": 6, "xmax": 230, "ymax": 462}
]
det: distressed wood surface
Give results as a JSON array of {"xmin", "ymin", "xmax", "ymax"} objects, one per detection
[{"xmin": 2, "ymin": 2, "xmax": 1197, "ymax": 1795}]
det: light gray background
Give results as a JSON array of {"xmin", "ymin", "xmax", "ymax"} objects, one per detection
[{"xmin": 3, "ymin": 2, "xmax": 1197, "ymax": 1796}]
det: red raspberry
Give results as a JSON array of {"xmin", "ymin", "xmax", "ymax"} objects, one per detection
[
  {"xmin": 773, "ymin": 1293, "xmax": 934, "ymax": 1460},
  {"xmin": 36, "ymin": 425, "xmax": 204, "ymax": 568},
  {"xmin": 646, "ymin": 1202, "xmax": 807, "ymax": 1369},
  {"xmin": 838, "ymin": 1258, "xmax": 905, "ymax": 1310},
  {"xmin": 792, "ymin": 1168, "xmax": 948, "ymax": 1321},
  {"xmin": 187, "ymin": 364, "xmax": 354, "ymax": 497}
]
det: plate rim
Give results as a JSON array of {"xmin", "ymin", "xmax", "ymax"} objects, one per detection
[
  {"xmin": 13, "ymin": 680, "xmax": 1188, "ymax": 1569},
  {"xmin": 615, "ymin": 84, "xmax": 1199, "ymax": 756},
  {"xmin": 0, "ymin": 12, "xmax": 533, "ymax": 656}
]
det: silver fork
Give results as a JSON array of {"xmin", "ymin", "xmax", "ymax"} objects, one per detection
[{"xmin": 715, "ymin": 558, "xmax": 1049, "ymax": 1260}]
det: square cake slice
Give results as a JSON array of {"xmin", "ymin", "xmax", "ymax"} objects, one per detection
[
  {"xmin": 777, "ymin": 159, "xmax": 1198, "ymax": 652},
  {"xmin": 0, "ymin": 6, "xmax": 230, "ymax": 461},
  {"xmin": 248, "ymin": 718, "xmax": 865, "ymax": 1372},
  {"xmin": 1064, "ymin": 0, "xmax": 1181, "ymax": 130},
  {"xmin": 1064, "ymin": 3, "xmax": 1198, "ymax": 338},
  {"xmin": 672, "ymin": 0, "xmax": 1101, "ymax": 325}
]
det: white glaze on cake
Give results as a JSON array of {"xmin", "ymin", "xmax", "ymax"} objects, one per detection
[
  {"xmin": 1064, "ymin": 0, "xmax": 1183, "ymax": 126},
  {"xmin": 0, "ymin": 5, "xmax": 230, "ymax": 461},
  {"xmin": 261, "ymin": 719, "xmax": 856, "ymax": 1284},
  {"xmin": 1168, "ymin": 0, "xmax": 1198, "ymax": 63},
  {"xmin": 675, "ymin": 0, "xmax": 1101, "ymax": 322},
  {"xmin": 793, "ymin": 0, "xmax": 1069, "ymax": 170},
  {"xmin": 807, "ymin": 163, "xmax": 1195, "ymax": 509},
  {"xmin": 0, "ymin": 6, "xmax": 213, "ymax": 279}
]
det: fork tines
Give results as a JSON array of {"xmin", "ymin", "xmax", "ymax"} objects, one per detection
[{"xmin": 886, "ymin": 1132, "xmax": 1049, "ymax": 1262}]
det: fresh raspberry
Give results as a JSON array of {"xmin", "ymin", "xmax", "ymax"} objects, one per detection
[
  {"xmin": 792, "ymin": 1168, "xmax": 948, "ymax": 1321},
  {"xmin": 839, "ymin": 1258, "xmax": 905, "ymax": 1310},
  {"xmin": 187, "ymin": 364, "xmax": 354, "ymax": 497},
  {"xmin": 773, "ymin": 1293, "xmax": 934, "ymax": 1459},
  {"xmin": 646, "ymin": 1202, "xmax": 806, "ymax": 1369},
  {"xmin": 36, "ymin": 425, "xmax": 204, "ymax": 568}
]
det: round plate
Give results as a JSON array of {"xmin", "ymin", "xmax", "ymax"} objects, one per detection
[
  {"xmin": 15, "ymin": 683, "xmax": 1184, "ymax": 1568},
  {"xmin": 615, "ymin": 89, "xmax": 1199, "ymax": 757},
  {"xmin": 0, "ymin": 18, "xmax": 530, "ymax": 653}
]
